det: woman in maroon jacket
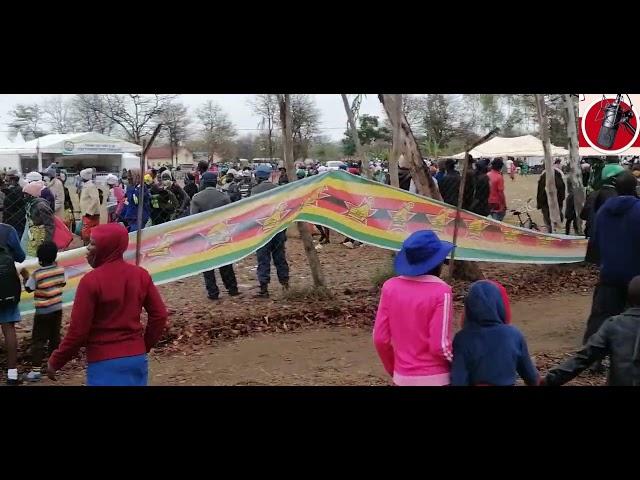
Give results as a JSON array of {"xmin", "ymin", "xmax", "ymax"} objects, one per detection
[{"xmin": 47, "ymin": 223, "xmax": 168, "ymax": 386}]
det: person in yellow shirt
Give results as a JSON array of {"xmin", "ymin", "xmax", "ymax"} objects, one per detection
[{"xmin": 78, "ymin": 168, "xmax": 101, "ymax": 245}]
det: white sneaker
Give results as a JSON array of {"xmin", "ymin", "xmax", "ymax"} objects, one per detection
[
  {"xmin": 343, "ymin": 241, "xmax": 354, "ymax": 249},
  {"xmin": 315, "ymin": 244, "xmax": 323, "ymax": 251},
  {"xmin": 25, "ymin": 371, "xmax": 42, "ymax": 382}
]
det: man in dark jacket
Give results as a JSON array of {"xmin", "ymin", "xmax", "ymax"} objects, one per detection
[
  {"xmin": 537, "ymin": 161, "xmax": 566, "ymax": 232},
  {"xmin": 582, "ymin": 171, "xmax": 640, "ymax": 371},
  {"xmin": 471, "ymin": 162, "xmax": 490, "ymax": 217},
  {"xmin": 190, "ymin": 172, "xmax": 239, "ymax": 300},
  {"xmin": 1, "ymin": 170, "xmax": 26, "ymax": 238},
  {"xmin": 438, "ymin": 158, "xmax": 475, "ymax": 209},
  {"xmin": 250, "ymin": 165, "xmax": 289, "ymax": 298},
  {"xmin": 544, "ymin": 276, "xmax": 640, "ymax": 386}
]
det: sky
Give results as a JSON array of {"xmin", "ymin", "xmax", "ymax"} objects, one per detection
[{"xmin": 0, "ymin": 94, "xmax": 385, "ymax": 142}]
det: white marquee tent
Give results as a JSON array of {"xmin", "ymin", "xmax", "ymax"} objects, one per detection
[
  {"xmin": 0, "ymin": 132, "xmax": 141, "ymax": 155},
  {"xmin": 0, "ymin": 132, "xmax": 142, "ymax": 173},
  {"xmin": 448, "ymin": 135, "xmax": 569, "ymax": 159}
]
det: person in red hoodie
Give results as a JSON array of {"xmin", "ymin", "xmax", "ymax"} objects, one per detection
[{"xmin": 47, "ymin": 223, "xmax": 168, "ymax": 386}]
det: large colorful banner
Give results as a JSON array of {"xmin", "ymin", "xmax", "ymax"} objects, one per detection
[{"xmin": 16, "ymin": 171, "xmax": 587, "ymax": 315}]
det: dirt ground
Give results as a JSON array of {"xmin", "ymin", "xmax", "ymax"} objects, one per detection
[
  {"xmin": 46, "ymin": 291, "xmax": 594, "ymax": 387},
  {"xmin": 5, "ymin": 172, "xmax": 603, "ymax": 387}
]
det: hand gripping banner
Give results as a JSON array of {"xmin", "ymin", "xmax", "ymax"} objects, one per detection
[{"xmin": 16, "ymin": 171, "xmax": 587, "ymax": 315}]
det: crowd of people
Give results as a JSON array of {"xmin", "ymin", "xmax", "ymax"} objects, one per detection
[{"xmin": 1, "ymin": 153, "xmax": 639, "ymax": 386}]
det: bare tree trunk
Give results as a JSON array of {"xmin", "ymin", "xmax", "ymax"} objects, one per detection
[
  {"xmin": 535, "ymin": 94, "xmax": 563, "ymax": 233},
  {"xmin": 378, "ymin": 94, "xmax": 441, "ymax": 200},
  {"xmin": 278, "ymin": 94, "xmax": 326, "ymax": 288},
  {"xmin": 340, "ymin": 94, "xmax": 371, "ymax": 179},
  {"xmin": 388, "ymin": 94, "xmax": 402, "ymax": 188},
  {"xmin": 564, "ymin": 94, "xmax": 584, "ymax": 234},
  {"xmin": 268, "ymin": 117, "xmax": 274, "ymax": 162}
]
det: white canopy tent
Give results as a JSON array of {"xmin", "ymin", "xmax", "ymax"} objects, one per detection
[
  {"xmin": 0, "ymin": 132, "xmax": 142, "ymax": 174},
  {"xmin": 0, "ymin": 132, "xmax": 141, "ymax": 155},
  {"xmin": 448, "ymin": 135, "xmax": 569, "ymax": 159}
]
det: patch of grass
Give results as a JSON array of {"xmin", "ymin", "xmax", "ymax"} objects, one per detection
[
  {"xmin": 371, "ymin": 263, "xmax": 395, "ymax": 288},
  {"xmin": 281, "ymin": 285, "xmax": 334, "ymax": 302}
]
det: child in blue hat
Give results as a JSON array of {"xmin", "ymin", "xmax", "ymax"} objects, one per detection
[{"xmin": 373, "ymin": 230, "xmax": 455, "ymax": 386}]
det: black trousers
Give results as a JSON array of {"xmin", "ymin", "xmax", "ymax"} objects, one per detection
[
  {"xmin": 583, "ymin": 283, "xmax": 628, "ymax": 344},
  {"xmin": 31, "ymin": 310, "xmax": 62, "ymax": 368},
  {"xmin": 256, "ymin": 231, "xmax": 289, "ymax": 286},
  {"xmin": 565, "ymin": 217, "xmax": 580, "ymax": 235},
  {"xmin": 202, "ymin": 265, "xmax": 238, "ymax": 298}
]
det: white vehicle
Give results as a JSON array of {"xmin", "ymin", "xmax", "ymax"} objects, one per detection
[{"xmin": 326, "ymin": 161, "xmax": 346, "ymax": 171}]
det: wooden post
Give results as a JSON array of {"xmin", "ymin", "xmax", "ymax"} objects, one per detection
[
  {"xmin": 341, "ymin": 94, "xmax": 371, "ymax": 180},
  {"xmin": 135, "ymin": 124, "xmax": 163, "ymax": 265},
  {"xmin": 535, "ymin": 94, "xmax": 563, "ymax": 233},
  {"xmin": 135, "ymin": 139, "xmax": 146, "ymax": 265},
  {"xmin": 278, "ymin": 94, "xmax": 326, "ymax": 288},
  {"xmin": 388, "ymin": 94, "xmax": 402, "ymax": 188},
  {"xmin": 564, "ymin": 94, "xmax": 584, "ymax": 234}
]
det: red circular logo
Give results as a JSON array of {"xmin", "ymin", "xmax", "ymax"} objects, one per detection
[{"xmin": 582, "ymin": 97, "xmax": 637, "ymax": 153}]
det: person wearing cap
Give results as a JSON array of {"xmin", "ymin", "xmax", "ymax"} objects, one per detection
[
  {"xmin": 43, "ymin": 166, "xmax": 65, "ymax": 220},
  {"xmin": 27, "ymin": 171, "xmax": 56, "ymax": 212},
  {"xmin": 581, "ymin": 163, "xmax": 625, "ymax": 265},
  {"xmin": 250, "ymin": 164, "xmax": 289, "ymax": 298},
  {"xmin": 373, "ymin": 230, "xmax": 455, "ymax": 386},
  {"xmin": 190, "ymin": 172, "xmax": 240, "ymax": 300},
  {"xmin": 581, "ymin": 171, "xmax": 640, "ymax": 375},
  {"xmin": 78, "ymin": 168, "xmax": 101, "ymax": 245},
  {"xmin": 22, "ymin": 181, "xmax": 55, "ymax": 257},
  {"xmin": 1, "ymin": 169, "xmax": 26, "ymax": 238},
  {"xmin": 122, "ymin": 168, "xmax": 151, "ymax": 232},
  {"xmin": 536, "ymin": 159, "xmax": 566, "ymax": 232},
  {"xmin": 105, "ymin": 174, "xmax": 126, "ymax": 223}
]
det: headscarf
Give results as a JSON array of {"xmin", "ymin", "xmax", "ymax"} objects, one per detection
[
  {"xmin": 26, "ymin": 171, "xmax": 43, "ymax": 183},
  {"xmin": 80, "ymin": 168, "xmax": 93, "ymax": 181},
  {"xmin": 23, "ymin": 181, "xmax": 44, "ymax": 198}
]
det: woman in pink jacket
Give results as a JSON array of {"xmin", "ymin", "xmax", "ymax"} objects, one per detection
[{"xmin": 374, "ymin": 230, "xmax": 455, "ymax": 386}]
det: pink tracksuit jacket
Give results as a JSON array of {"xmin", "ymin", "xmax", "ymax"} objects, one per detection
[{"xmin": 373, "ymin": 275, "xmax": 454, "ymax": 386}]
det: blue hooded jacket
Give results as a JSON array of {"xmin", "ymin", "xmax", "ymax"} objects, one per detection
[
  {"xmin": 451, "ymin": 281, "xmax": 539, "ymax": 386},
  {"xmin": 592, "ymin": 195, "xmax": 640, "ymax": 288}
]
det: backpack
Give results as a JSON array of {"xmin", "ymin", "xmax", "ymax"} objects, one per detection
[{"xmin": 0, "ymin": 245, "xmax": 21, "ymax": 307}]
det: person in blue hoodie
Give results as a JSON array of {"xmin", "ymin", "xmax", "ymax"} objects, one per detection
[
  {"xmin": 451, "ymin": 280, "xmax": 539, "ymax": 386},
  {"xmin": 583, "ymin": 171, "xmax": 640, "ymax": 354}
]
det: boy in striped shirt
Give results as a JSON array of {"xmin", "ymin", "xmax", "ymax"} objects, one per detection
[{"xmin": 21, "ymin": 241, "xmax": 66, "ymax": 382}]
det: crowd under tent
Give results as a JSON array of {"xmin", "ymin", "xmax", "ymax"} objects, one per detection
[
  {"xmin": 447, "ymin": 135, "xmax": 569, "ymax": 163},
  {"xmin": 0, "ymin": 132, "xmax": 142, "ymax": 175}
]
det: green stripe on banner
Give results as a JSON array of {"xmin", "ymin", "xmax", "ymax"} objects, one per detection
[{"xmin": 16, "ymin": 170, "xmax": 586, "ymax": 316}]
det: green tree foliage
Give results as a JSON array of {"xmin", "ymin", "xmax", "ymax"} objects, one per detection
[{"xmin": 341, "ymin": 114, "xmax": 391, "ymax": 155}]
